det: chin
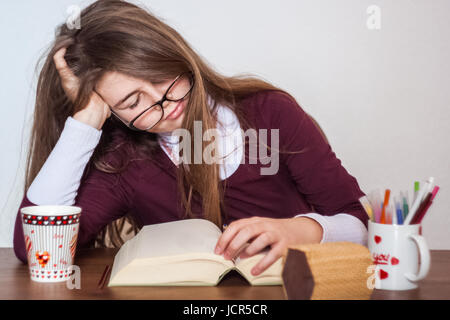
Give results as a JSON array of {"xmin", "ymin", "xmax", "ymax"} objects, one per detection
[{"xmin": 168, "ymin": 111, "xmax": 186, "ymax": 130}]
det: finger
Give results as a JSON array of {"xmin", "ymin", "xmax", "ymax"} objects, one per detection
[
  {"xmin": 215, "ymin": 217, "xmax": 261, "ymax": 255},
  {"xmin": 53, "ymin": 47, "xmax": 76, "ymax": 80},
  {"xmin": 53, "ymin": 47, "xmax": 68, "ymax": 70},
  {"xmin": 214, "ymin": 220, "xmax": 249, "ymax": 255},
  {"xmin": 235, "ymin": 243, "xmax": 251, "ymax": 259},
  {"xmin": 223, "ymin": 224, "xmax": 262, "ymax": 260},
  {"xmin": 251, "ymin": 242, "xmax": 285, "ymax": 276},
  {"xmin": 240, "ymin": 232, "xmax": 275, "ymax": 259}
]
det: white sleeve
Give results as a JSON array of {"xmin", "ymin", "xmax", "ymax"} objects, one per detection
[
  {"xmin": 26, "ymin": 116, "xmax": 102, "ymax": 206},
  {"xmin": 293, "ymin": 213, "xmax": 368, "ymax": 247}
]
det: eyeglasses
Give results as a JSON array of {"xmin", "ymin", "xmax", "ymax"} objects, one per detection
[{"xmin": 109, "ymin": 71, "xmax": 194, "ymax": 132}]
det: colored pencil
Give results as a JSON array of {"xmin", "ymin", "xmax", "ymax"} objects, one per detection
[
  {"xmin": 413, "ymin": 186, "xmax": 439, "ymax": 224},
  {"xmin": 404, "ymin": 178, "xmax": 432, "ymax": 225},
  {"xmin": 380, "ymin": 189, "xmax": 390, "ymax": 224},
  {"xmin": 359, "ymin": 196, "xmax": 375, "ymax": 222}
]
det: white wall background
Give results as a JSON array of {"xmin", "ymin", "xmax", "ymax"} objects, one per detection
[{"xmin": 1, "ymin": 0, "xmax": 449, "ymax": 249}]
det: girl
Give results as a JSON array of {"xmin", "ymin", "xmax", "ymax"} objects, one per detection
[{"xmin": 13, "ymin": 0, "xmax": 368, "ymax": 277}]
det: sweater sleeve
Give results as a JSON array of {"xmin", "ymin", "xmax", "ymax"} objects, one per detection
[
  {"xmin": 293, "ymin": 213, "xmax": 368, "ymax": 246},
  {"xmin": 27, "ymin": 116, "xmax": 103, "ymax": 205},
  {"xmin": 261, "ymin": 91, "xmax": 369, "ymax": 231},
  {"xmin": 13, "ymin": 117, "xmax": 133, "ymax": 264}
]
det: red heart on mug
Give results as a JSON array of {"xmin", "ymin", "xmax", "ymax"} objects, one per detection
[
  {"xmin": 35, "ymin": 251, "xmax": 50, "ymax": 267},
  {"xmin": 391, "ymin": 257, "xmax": 400, "ymax": 265},
  {"xmin": 374, "ymin": 235, "xmax": 382, "ymax": 244},
  {"xmin": 379, "ymin": 269, "xmax": 389, "ymax": 280}
]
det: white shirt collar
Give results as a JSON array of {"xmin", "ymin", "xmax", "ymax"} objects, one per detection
[{"xmin": 157, "ymin": 95, "xmax": 243, "ymax": 180}]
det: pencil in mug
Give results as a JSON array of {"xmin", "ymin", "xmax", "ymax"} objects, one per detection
[
  {"xmin": 386, "ymin": 203, "xmax": 393, "ymax": 224},
  {"xmin": 380, "ymin": 189, "xmax": 391, "ymax": 224},
  {"xmin": 412, "ymin": 181, "xmax": 420, "ymax": 205},
  {"xmin": 359, "ymin": 196, "xmax": 374, "ymax": 222},
  {"xmin": 422, "ymin": 177, "xmax": 434, "ymax": 201},
  {"xmin": 395, "ymin": 197, "xmax": 404, "ymax": 225},
  {"xmin": 409, "ymin": 193, "xmax": 431, "ymax": 224},
  {"xmin": 404, "ymin": 177, "xmax": 433, "ymax": 225},
  {"xmin": 401, "ymin": 191, "xmax": 409, "ymax": 221},
  {"xmin": 392, "ymin": 202, "xmax": 398, "ymax": 225},
  {"xmin": 368, "ymin": 190, "xmax": 383, "ymax": 223},
  {"xmin": 413, "ymin": 186, "xmax": 439, "ymax": 224}
]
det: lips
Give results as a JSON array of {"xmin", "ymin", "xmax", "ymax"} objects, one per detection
[{"xmin": 165, "ymin": 100, "xmax": 185, "ymax": 120}]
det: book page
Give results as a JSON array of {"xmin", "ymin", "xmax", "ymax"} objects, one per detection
[
  {"xmin": 234, "ymin": 250, "xmax": 283, "ymax": 285},
  {"xmin": 134, "ymin": 219, "xmax": 223, "ymax": 259},
  {"xmin": 109, "ymin": 219, "xmax": 236, "ymax": 286}
]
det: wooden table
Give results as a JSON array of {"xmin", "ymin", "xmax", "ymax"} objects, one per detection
[{"xmin": 0, "ymin": 248, "xmax": 449, "ymax": 300}]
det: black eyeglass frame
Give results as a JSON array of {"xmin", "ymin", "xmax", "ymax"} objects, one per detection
[{"xmin": 109, "ymin": 71, "xmax": 195, "ymax": 132}]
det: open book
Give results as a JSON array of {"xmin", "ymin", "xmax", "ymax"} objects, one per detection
[{"xmin": 108, "ymin": 219, "xmax": 283, "ymax": 286}]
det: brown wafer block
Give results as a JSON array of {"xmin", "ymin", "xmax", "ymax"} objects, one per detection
[{"xmin": 281, "ymin": 242, "xmax": 373, "ymax": 300}]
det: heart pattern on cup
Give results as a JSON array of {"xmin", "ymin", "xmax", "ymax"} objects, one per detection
[
  {"xmin": 35, "ymin": 251, "xmax": 50, "ymax": 268},
  {"xmin": 379, "ymin": 269, "xmax": 389, "ymax": 280},
  {"xmin": 372, "ymin": 234, "xmax": 402, "ymax": 281},
  {"xmin": 23, "ymin": 214, "xmax": 80, "ymax": 226},
  {"xmin": 374, "ymin": 235, "xmax": 382, "ymax": 244}
]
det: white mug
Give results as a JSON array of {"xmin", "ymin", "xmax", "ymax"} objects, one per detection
[
  {"xmin": 367, "ymin": 220, "xmax": 430, "ymax": 290},
  {"xmin": 21, "ymin": 205, "xmax": 81, "ymax": 283}
]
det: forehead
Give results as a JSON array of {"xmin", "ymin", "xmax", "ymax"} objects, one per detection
[{"xmin": 96, "ymin": 71, "xmax": 145, "ymax": 96}]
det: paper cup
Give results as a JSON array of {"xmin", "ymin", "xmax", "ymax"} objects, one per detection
[
  {"xmin": 368, "ymin": 221, "xmax": 431, "ymax": 290},
  {"xmin": 21, "ymin": 205, "xmax": 81, "ymax": 283}
]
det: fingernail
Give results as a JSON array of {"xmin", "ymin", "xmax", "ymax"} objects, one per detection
[
  {"xmin": 252, "ymin": 268, "xmax": 259, "ymax": 276},
  {"xmin": 214, "ymin": 246, "xmax": 221, "ymax": 254}
]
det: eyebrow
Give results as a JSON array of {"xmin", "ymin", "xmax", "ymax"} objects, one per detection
[{"xmin": 112, "ymin": 89, "xmax": 140, "ymax": 109}]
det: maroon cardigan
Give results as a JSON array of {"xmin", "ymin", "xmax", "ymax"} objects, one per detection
[{"xmin": 13, "ymin": 90, "xmax": 368, "ymax": 264}]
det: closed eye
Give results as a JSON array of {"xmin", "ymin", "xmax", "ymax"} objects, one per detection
[{"xmin": 128, "ymin": 93, "xmax": 141, "ymax": 110}]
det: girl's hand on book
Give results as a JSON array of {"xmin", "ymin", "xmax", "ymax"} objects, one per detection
[
  {"xmin": 214, "ymin": 216, "xmax": 323, "ymax": 276},
  {"xmin": 53, "ymin": 47, "xmax": 111, "ymax": 130}
]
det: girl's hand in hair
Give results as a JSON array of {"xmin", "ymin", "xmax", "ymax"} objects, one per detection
[
  {"xmin": 214, "ymin": 216, "xmax": 323, "ymax": 276},
  {"xmin": 53, "ymin": 47, "xmax": 111, "ymax": 130}
]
